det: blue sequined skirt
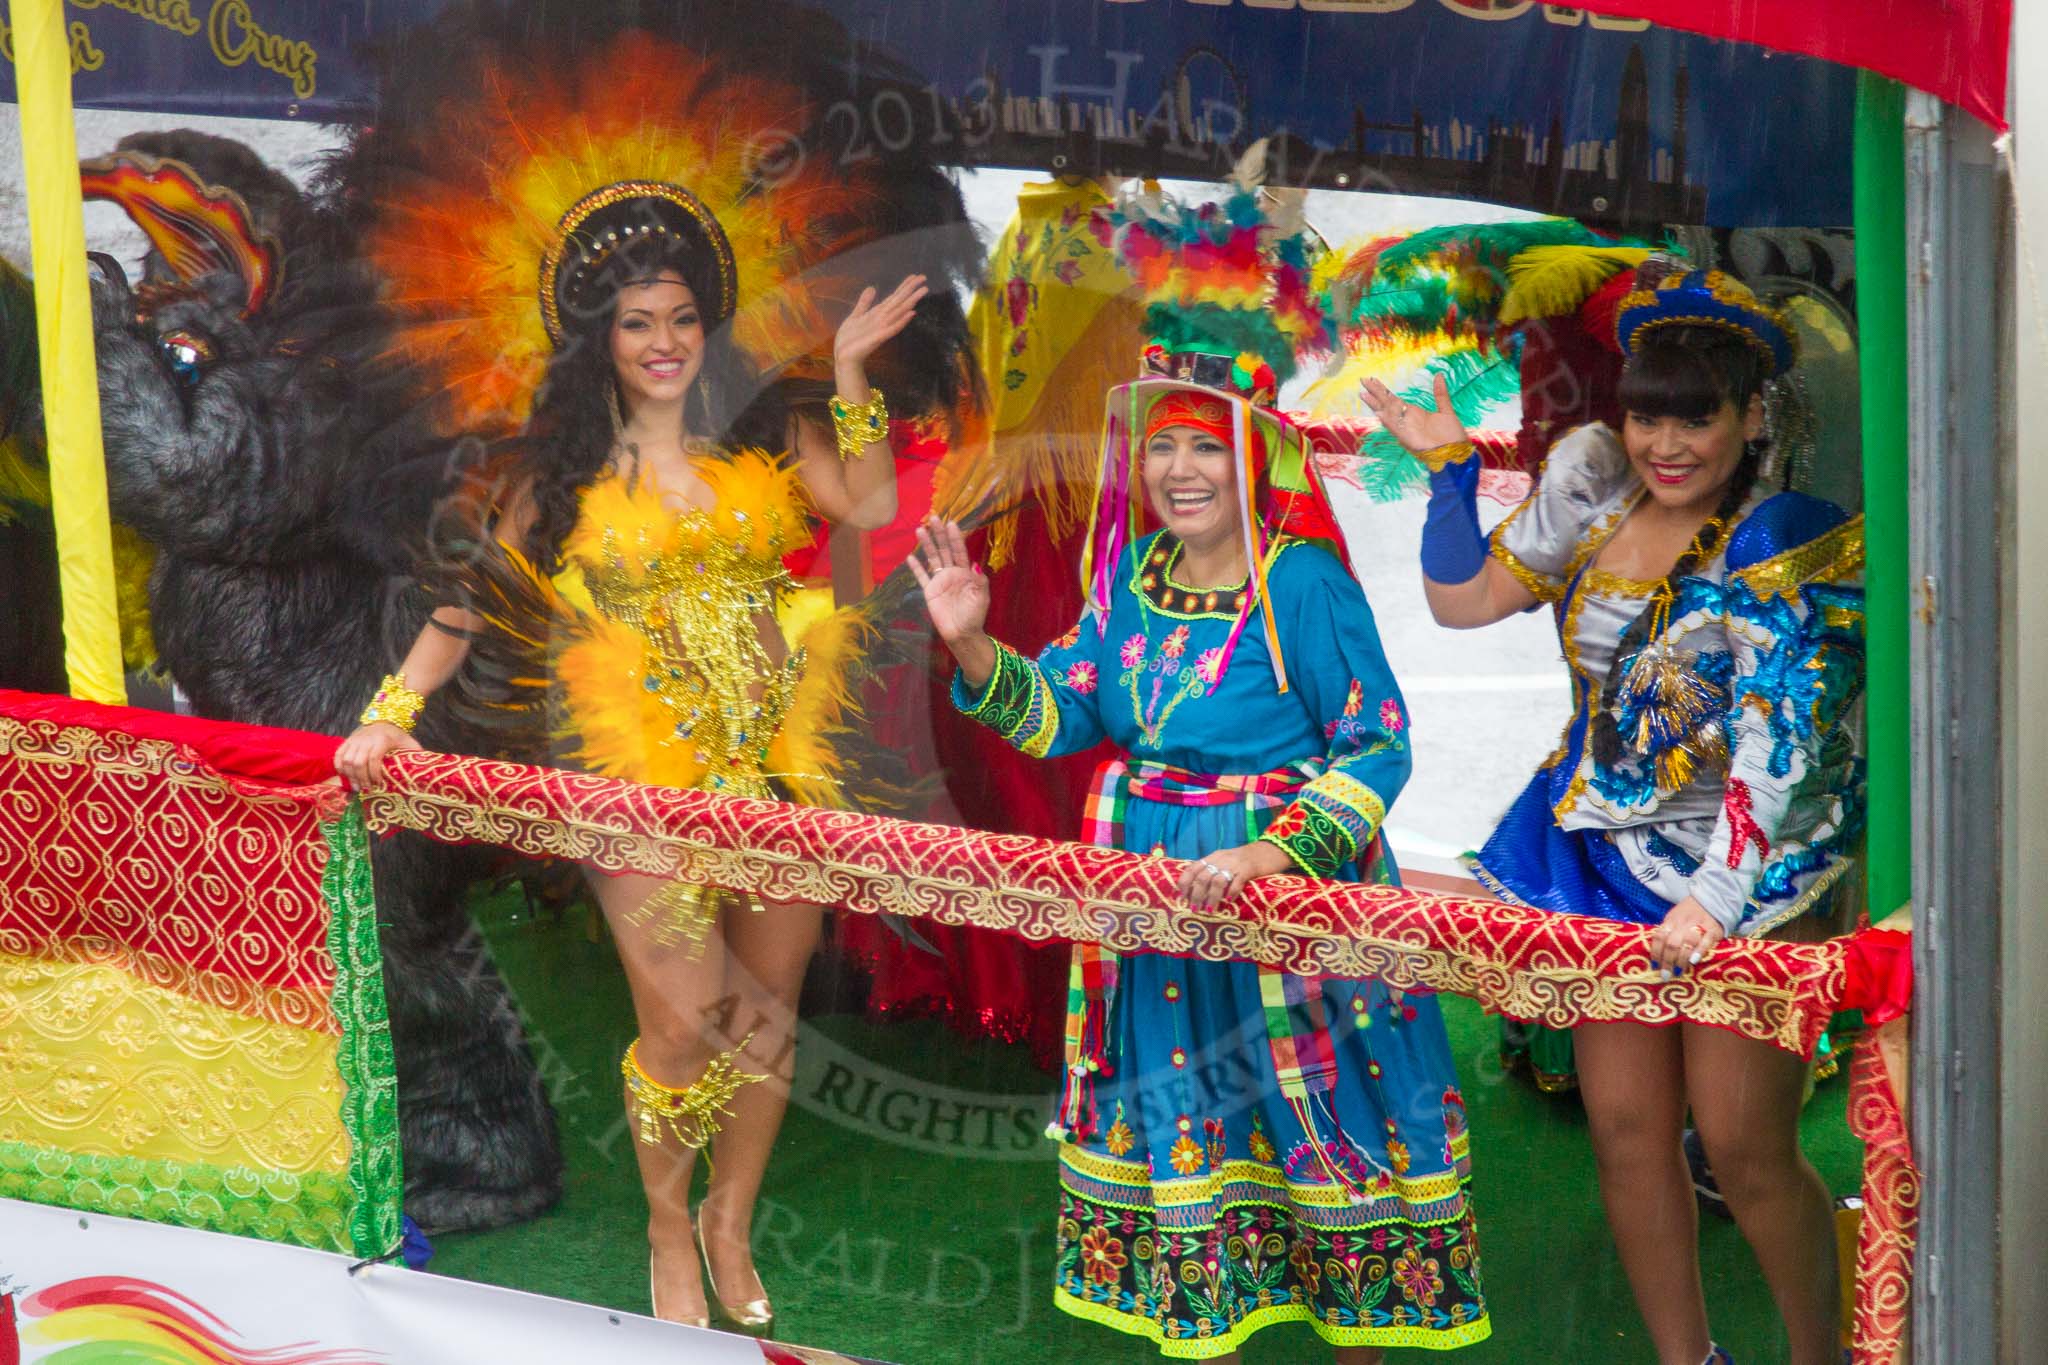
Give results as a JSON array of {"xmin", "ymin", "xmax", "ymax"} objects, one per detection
[{"xmin": 1467, "ymin": 766, "xmax": 1672, "ymax": 926}]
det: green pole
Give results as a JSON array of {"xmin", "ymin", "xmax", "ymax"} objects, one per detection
[{"xmin": 1854, "ymin": 72, "xmax": 1909, "ymax": 920}]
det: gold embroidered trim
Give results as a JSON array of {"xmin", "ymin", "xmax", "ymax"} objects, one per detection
[
  {"xmin": 1483, "ymin": 497, "xmax": 1564, "ymax": 600},
  {"xmin": 0, "ymin": 951, "xmax": 348, "ymax": 1173},
  {"xmin": 1581, "ymin": 568, "xmax": 1661, "ymax": 599},
  {"xmin": 1489, "ymin": 540, "xmax": 1563, "ymax": 605},
  {"xmin": 1733, "ymin": 515, "xmax": 1866, "ymax": 601},
  {"xmin": 1737, "ymin": 855, "xmax": 1854, "ymax": 939},
  {"xmin": 1415, "ymin": 439, "xmax": 1475, "ymax": 474},
  {"xmin": 1551, "ymin": 770, "xmax": 1590, "ymax": 820}
]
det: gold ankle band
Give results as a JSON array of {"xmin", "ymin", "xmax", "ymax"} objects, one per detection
[{"xmin": 622, "ymin": 1036, "xmax": 766, "ymax": 1149}]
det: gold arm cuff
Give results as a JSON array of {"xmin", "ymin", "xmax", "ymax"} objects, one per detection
[
  {"xmin": 828, "ymin": 387, "xmax": 889, "ymax": 463},
  {"xmin": 1415, "ymin": 439, "xmax": 1475, "ymax": 474},
  {"xmin": 623, "ymin": 1035, "xmax": 767, "ymax": 1150},
  {"xmin": 358, "ymin": 672, "xmax": 425, "ymax": 732}
]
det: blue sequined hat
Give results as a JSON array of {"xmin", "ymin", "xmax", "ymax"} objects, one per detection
[{"xmin": 1615, "ymin": 267, "xmax": 1795, "ymax": 378}]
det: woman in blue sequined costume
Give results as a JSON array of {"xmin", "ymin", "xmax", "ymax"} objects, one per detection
[
  {"xmin": 1368, "ymin": 262, "xmax": 1862, "ymax": 1365},
  {"xmin": 909, "ymin": 182, "xmax": 1489, "ymax": 1362}
]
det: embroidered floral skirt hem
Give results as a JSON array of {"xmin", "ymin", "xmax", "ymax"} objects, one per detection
[
  {"xmin": 1054, "ymin": 792, "xmax": 1489, "ymax": 1357},
  {"xmin": 1052, "ymin": 1128, "xmax": 1488, "ymax": 1356}
]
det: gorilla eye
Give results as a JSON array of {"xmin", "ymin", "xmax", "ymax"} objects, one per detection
[{"xmin": 159, "ymin": 329, "xmax": 216, "ymax": 387}]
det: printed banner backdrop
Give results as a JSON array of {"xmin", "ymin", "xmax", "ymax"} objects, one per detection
[
  {"xmin": 1572, "ymin": 0, "xmax": 2011, "ymax": 131},
  {"xmin": 0, "ymin": 0, "xmax": 1856, "ymax": 226},
  {"xmin": 0, "ymin": 689, "xmax": 400, "ymax": 1258},
  {"xmin": 0, "ymin": 1199, "xmax": 772, "ymax": 1364}
]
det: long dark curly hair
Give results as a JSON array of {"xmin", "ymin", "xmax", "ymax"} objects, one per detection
[
  {"xmin": 1588, "ymin": 325, "xmax": 1773, "ymax": 769},
  {"xmin": 519, "ymin": 232, "xmax": 786, "ymax": 573}
]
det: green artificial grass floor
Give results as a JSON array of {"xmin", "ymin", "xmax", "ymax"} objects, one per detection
[{"xmin": 428, "ymin": 893, "xmax": 1864, "ymax": 1364}]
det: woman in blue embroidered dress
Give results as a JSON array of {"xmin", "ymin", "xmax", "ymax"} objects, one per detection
[
  {"xmin": 907, "ymin": 182, "xmax": 1488, "ymax": 1362},
  {"xmin": 1367, "ymin": 262, "xmax": 1862, "ymax": 1365}
]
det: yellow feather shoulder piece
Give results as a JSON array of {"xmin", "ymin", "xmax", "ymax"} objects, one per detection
[{"xmin": 561, "ymin": 472, "xmax": 681, "ymax": 575}]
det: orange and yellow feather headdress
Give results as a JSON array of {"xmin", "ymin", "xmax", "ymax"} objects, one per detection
[{"xmin": 363, "ymin": 32, "xmax": 884, "ymax": 431}]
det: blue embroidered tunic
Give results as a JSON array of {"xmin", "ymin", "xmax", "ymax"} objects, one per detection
[
  {"xmin": 1474, "ymin": 424, "xmax": 1866, "ymax": 936},
  {"xmin": 956, "ymin": 530, "xmax": 1488, "ymax": 1357}
]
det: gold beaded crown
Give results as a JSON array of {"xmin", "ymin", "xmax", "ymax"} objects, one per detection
[
  {"xmin": 1616, "ymin": 266, "xmax": 1796, "ymax": 378},
  {"xmin": 540, "ymin": 180, "xmax": 737, "ymax": 346}
]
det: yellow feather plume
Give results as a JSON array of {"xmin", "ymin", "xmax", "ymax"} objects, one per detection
[
  {"xmin": 0, "ymin": 435, "xmax": 157, "ymax": 672},
  {"xmin": 553, "ymin": 615, "xmax": 696, "ymax": 786},
  {"xmin": 933, "ymin": 181, "xmax": 1143, "ymax": 569},
  {"xmin": 1498, "ymin": 245, "xmax": 1653, "ymax": 328},
  {"xmin": 768, "ymin": 600, "xmax": 873, "ymax": 810}
]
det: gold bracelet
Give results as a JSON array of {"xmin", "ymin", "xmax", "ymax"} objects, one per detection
[
  {"xmin": 359, "ymin": 672, "xmax": 425, "ymax": 732},
  {"xmin": 828, "ymin": 387, "xmax": 888, "ymax": 463},
  {"xmin": 1415, "ymin": 439, "xmax": 1476, "ymax": 474}
]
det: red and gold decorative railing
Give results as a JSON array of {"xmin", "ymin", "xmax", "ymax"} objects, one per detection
[
  {"xmin": 359, "ymin": 749, "xmax": 1898, "ymax": 1058},
  {"xmin": 0, "ymin": 690, "xmax": 1915, "ymax": 1360}
]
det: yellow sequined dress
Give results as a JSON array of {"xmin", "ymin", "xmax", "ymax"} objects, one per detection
[{"xmin": 548, "ymin": 448, "xmax": 860, "ymax": 808}]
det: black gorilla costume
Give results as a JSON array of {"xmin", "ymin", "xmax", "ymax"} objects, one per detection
[
  {"xmin": 77, "ymin": 0, "xmax": 981, "ymax": 1233},
  {"xmin": 86, "ymin": 126, "xmax": 565, "ymax": 1233}
]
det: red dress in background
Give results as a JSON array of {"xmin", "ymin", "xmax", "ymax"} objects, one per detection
[{"xmin": 838, "ymin": 498, "xmax": 1098, "ymax": 1067}]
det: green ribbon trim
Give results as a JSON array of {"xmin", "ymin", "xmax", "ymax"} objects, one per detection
[
  {"xmin": 0, "ymin": 1138, "xmax": 356, "ymax": 1249},
  {"xmin": 324, "ymin": 799, "xmax": 404, "ymax": 1259}
]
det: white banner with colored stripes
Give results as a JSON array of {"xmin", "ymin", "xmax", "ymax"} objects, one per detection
[{"xmin": 0, "ymin": 1199, "xmax": 776, "ymax": 1365}]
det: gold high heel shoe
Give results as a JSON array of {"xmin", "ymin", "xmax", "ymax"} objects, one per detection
[
  {"xmin": 649, "ymin": 1250, "xmax": 710, "ymax": 1330},
  {"xmin": 695, "ymin": 1215, "xmax": 774, "ymax": 1334}
]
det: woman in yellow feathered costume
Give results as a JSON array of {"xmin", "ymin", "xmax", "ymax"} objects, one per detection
[
  {"xmin": 327, "ymin": 21, "xmax": 982, "ymax": 1330},
  {"xmin": 337, "ymin": 193, "xmax": 923, "ymax": 1332}
]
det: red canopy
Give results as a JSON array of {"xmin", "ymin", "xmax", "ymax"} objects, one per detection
[{"xmin": 1576, "ymin": 0, "xmax": 2011, "ymax": 130}]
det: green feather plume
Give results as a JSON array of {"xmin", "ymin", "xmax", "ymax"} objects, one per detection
[{"xmin": 1354, "ymin": 344, "xmax": 1522, "ymax": 503}]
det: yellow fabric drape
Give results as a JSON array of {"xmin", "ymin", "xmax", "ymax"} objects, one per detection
[
  {"xmin": 935, "ymin": 179, "xmax": 1144, "ymax": 566},
  {"xmin": 0, "ymin": 951, "xmax": 350, "ymax": 1172},
  {"xmin": 11, "ymin": 0, "xmax": 122, "ymax": 702}
]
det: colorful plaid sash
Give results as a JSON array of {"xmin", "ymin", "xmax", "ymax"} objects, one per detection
[{"xmin": 1058, "ymin": 757, "xmax": 1371, "ymax": 1195}]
